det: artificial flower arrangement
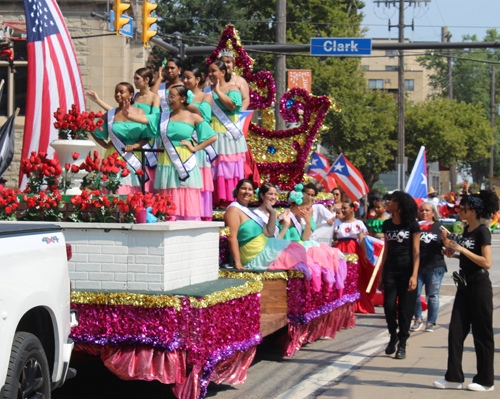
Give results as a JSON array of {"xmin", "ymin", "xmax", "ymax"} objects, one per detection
[
  {"xmin": 11, "ymin": 150, "xmax": 177, "ymax": 223},
  {"xmin": 53, "ymin": 104, "xmax": 104, "ymax": 140}
]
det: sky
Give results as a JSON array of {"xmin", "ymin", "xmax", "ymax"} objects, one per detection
[{"xmin": 361, "ymin": 0, "xmax": 500, "ymax": 43}]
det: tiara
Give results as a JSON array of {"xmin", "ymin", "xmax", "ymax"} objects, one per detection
[{"xmin": 219, "ymin": 49, "xmax": 234, "ymax": 59}]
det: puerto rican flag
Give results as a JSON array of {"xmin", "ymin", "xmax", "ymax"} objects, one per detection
[
  {"xmin": 237, "ymin": 110, "xmax": 254, "ymax": 138},
  {"xmin": 405, "ymin": 146, "xmax": 428, "ymax": 199},
  {"xmin": 419, "ymin": 220, "xmax": 433, "ymax": 231},
  {"xmin": 307, "ymin": 152, "xmax": 337, "ymax": 191},
  {"xmin": 19, "ymin": 0, "xmax": 85, "ymax": 188},
  {"xmin": 364, "ymin": 235, "xmax": 384, "ymax": 266},
  {"xmin": 329, "ymin": 154, "xmax": 368, "ymax": 201}
]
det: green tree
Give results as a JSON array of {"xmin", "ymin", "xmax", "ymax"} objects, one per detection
[{"xmin": 405, "ymin": 98, "xmax": 493, "ymax": 173}]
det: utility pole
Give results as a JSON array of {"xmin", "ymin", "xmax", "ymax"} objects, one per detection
[
  {"xmin": 443, "ymin": 27, "xmax": 456, "ymax": 193},
  {"xmin": 396, "ymin": 0, "xmax": 405, "ymax": 190},
  {"xmin": 275, "ymin": 0, "xmax": 287, "ymax": 131},
  {"xmin": 490, "ymin": 65, "xmax": 495, "ymax": 189}
]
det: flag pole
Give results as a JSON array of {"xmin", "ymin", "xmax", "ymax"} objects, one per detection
[{"xmin": 366, "ymin": 245, "xmax": 384, "ymax": 293}]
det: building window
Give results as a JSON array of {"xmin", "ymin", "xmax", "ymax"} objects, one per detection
[
  {"xmin": 386, "ymin": 50, "xmax": 397, "ymax": 56},
  {"xmin": 361, "ymin": 65, "xmax": 369, "ymax": 71},
  {"xmin": 368, "ymin": 79, "xmax": 383, "ymax": 89},
  {"xmin": 404, "ymin": 79, "xmax": 414, "ymax": 91},
  {"xmin": 0, "ymin": 39, "xmax": 28, "ymax": 116},
  {"xmin": 385, "ymin": 65, "xmax": 398, "ymax": 71}
]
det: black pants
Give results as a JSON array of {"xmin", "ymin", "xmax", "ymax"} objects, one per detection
[
  {"xmin": 383, "ymin": 267, "xmax": 417, "ymax": 345},
  {"xmin": 445, "ymin": 270, "xmax": 494, "ymax": 386}
]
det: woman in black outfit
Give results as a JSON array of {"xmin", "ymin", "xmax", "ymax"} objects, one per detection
[
  {"xmin": 378, "ymin": 191, "xmax": 420, "ymax": 359},
  {"xmin": 434, "ymin": 190, "xmax": 498, "ymax": 392}
]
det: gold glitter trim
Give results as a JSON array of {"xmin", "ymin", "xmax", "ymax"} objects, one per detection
[
  {"xmin": 189, "ymin": 281, "xmax": 263, "ymax": 308},
  {"xmin": 71, "ymin": 291, "xmax": 182, "ymax": 311},
  {"xmin": 219, "ymin": 270, "xmax": 289, "ymax": 281},
  {"xmin": 220, "ymin": 226, "xmax": 230, "ymax": 237},
  {"xmin": 287, "ymin": 270, "xmax": 305, "ymax": 278},
  {"xmin": 345, "ymin": 254, "xmax": 359, "ymax": 263}
]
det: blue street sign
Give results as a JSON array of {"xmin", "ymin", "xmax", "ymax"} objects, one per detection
[
  {"xmin": 109, "ymin": 10, "xmax": 134, "ymax": 38},
  {"xmin": 310, "ymin": 38, "xmax": 372, "ymax": 56}
]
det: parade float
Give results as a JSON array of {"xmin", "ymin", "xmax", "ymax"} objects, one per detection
[{"xmin": 0, "ymin": 22, "xmax": 359, "ymax": 399}]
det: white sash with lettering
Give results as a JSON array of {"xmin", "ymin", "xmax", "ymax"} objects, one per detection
[
  {"xmin": 192, "ymin": 131, "xmax": 218, "ymax": 163},
  {"xmin": 203, "ymin": 86, "xmax": 243, "ymax": 140},
  {"xmin": 107, "ymin": 109, "xmax": 149, "ymax": 182},
  {"xmin": 159, "ymin": 111, "xmax": 196, "ymax": 182},
  {"xmin": 253, "ymin": 209, "xmax": 279, "ymax": 237},
  {"xmin": 227, "ymin": 201, "xmax": 265, "ymax": 229},
  {"xmin": 278, "ymin": 212, "xmax": 304, "ymax": 237},
  {"xmin": 132, "ymin": 93, "xmax": 158, "ymax": 168},
  {"xmin": 158, "ymin": 83, "xmax": 169, "ymax": 112}
]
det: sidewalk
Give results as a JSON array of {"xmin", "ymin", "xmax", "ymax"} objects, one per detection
[{"xmin": 316, "ymin": 290, "xmax": 500, "ymax": 398}]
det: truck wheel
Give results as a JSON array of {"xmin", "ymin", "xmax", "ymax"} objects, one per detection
[{"xmin": 2, "ymin": 332, "xmax": 51, "ymax": 399}]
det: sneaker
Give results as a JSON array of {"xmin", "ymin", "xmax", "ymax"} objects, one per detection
[
  {"xmin": 395, "ymin": 343, "xmax": 406, "ymax": 359},
  {"xmin": 467, "ymin": 383, "xmax": 495, "ymax": 392},
  {"xmin": 433, "ymin": 378, "xmax": 463, "ymax": 389},
  {"xmin": 385, "ymin": 335, "xmax": 399, "ymax": 355},
  {"xmin": 425, "ymin": 323, "xmax": 434, "ymax": 332},
  {"xmin": 411, "ymin": 320, "xmax": 424, "ymax": 331}
]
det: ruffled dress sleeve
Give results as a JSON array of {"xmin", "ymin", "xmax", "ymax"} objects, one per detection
[
  {"xmin": 198, "ymin": 101, "xmax": 212, "ymax": 123},
  {"xmin": 93, "ymin": 118, "xmax": 109, "ymax": 140},
  {"xmin": 228, "ymin": 90, "xmax": 242, "ymax": 112},
  {"xmin": 195, "ymin": 120, "xmax": 217, "ymax": 142},
  {"xmin": 144, "ymin": 112, "xmax": 161, "ymax": 138}
]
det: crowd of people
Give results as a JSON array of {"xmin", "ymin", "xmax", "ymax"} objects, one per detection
[
  {"xmin": 86, "ymin": 55, "xmax": 254, "ymax": 220},
  {"xmin": 84, "ymin": 54, "xmax": 497, "ymax": 392}
]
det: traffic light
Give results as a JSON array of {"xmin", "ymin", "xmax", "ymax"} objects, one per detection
[
  {"xmin": 141, "ymin": 1, "xmax": 158, "ymax": 47},
  {"xmin": 113, "ymin": 0, "xmax": 130, "ymax": 34}
]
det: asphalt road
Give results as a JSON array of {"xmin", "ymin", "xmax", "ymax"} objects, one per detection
[{"xmin": 53, "ymin": 234, "xmax": 500, "ymax": 399}]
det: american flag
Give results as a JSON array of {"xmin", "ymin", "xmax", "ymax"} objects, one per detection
[
  {"xmin": 329, "ymin": 154, "xmax": 368, "ymax": 201},
  {"xmin": 20, "ymin": 0, "xmax": 85, "ymax": 187}
]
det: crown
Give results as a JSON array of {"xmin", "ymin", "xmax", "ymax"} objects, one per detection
[{"xmin": 219, "ymin": 49, "xmax": 234, "ymax": 59}]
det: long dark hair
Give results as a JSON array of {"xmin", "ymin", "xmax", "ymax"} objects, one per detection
[
  {"xmin": 390, "ymin": 191, "xmax": 418, "ymax": 226},
  {"xmin": 185, "ymin": 67, "xmax": 205, "ymax": 86},
  {"xmin": 210, "ymin": 60, "xmax": 231, "ymax": 83},
  {"xmin": 116, "ymin": 82, "xmax": 134, "ymax": 104},
  {"xmin": 258, "ymin": 182, "xmax": 276, "ymax": 204},
  {"xmin": 135, "ymin": 67, "xmax": 154, "ymax": 87},
  {"xmin": 461, "ymin": 190, "xmax": 499, "ymax": 220}
]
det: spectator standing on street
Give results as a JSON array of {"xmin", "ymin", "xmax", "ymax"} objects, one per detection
[
  {"xmin": 411, "ymin": 202, "xmax": 447, "ymax": 333},
  {"xmin": 378, "ymin": 191, "xmax": 420, "ymax": 360},
  {"xmin": 434, "ymin": 190, "xmax": 498, "ymax": 392}
]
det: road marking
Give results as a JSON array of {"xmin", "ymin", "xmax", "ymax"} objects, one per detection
[{"xmin": 274, "ymin": 296, "xmax": 455, "ymax": 399}]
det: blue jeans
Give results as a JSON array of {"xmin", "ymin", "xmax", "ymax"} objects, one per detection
[{"xmin": 414, "ymin": 266, "xmax": 446, "ymax": 324}]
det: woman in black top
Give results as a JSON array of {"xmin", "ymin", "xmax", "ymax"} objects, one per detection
[
  {"xmin": 411, "ymin": 202, "xmax": 447, "ymax": 333},
  {"xmin": 378, "ymin": 191, "xmax": 420, "ymax": 360},
  {"xmin": 434, "ymin": 190, "xmax": 498, "ymax": 392}
]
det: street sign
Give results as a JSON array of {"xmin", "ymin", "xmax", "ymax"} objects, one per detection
[
  {"xmin": 288, "ymin": 70, "xmax": 312, "ymax": 93},
  {"xmin": 310, "ymin": 38, "xmax": 372, "ymax": 56},
  {"xmin": 109, "ymin": 10, "xmax": 133, "ymax": 37}
]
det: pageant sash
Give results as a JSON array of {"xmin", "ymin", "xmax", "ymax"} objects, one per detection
[
  {"xmin": 253, "ymin": 209, "xmax": 279, "ymax": 237},
  {"xmin": 159, "ymin": 111, "xmax": 196, "ymax": 182},
  {"xmin": 192, "ymin": 131, "xmax": 218, "ymax": 163},
  {"xmin": 227, "ymin": 201, "xmax": 265, "ymax": 229},
  {"xmin": 130, "ymin": 93, "xmax": 158, "ymax": 169},
  {"xmin": 203, "ymin": 86, "xmax": 243, "ymax": 140},
  {"xmin": 278, "ymin": 212, "xmax": 303, "ymax": 236},
  {"xmin": 107, "ymin": 109, "xmax": 149, "ymax": 182},
  {"xmin": 158, "ymin": 83, "xmax": 169, "ymax": 112}
]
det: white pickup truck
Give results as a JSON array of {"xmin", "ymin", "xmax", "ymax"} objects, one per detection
[{"xmin": 0, "ymin": 223, "xmax": 76, "ymax": 398}]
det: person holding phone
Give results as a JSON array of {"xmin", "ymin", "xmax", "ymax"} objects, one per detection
[{"xmin": 434, "ymin": 190, "xmax": 498, "ymax": 392}]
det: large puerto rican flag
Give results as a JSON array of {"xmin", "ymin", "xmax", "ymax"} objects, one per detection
[
  {"xmin": 307, "ymin": 152, "xmax": 337, "ymax": 192},
  {"xmin": 405, "ymin": 146, "xmax": 427, "ymax": 199},
  {"xmin": 329, "ymin": 154, "xmax": 369, "ymax": 201},
  {"xmin": 20, "ymin": 0, "xmax": 85, "ymax": 187},
  {"xmin": 237, "ymin": 110, "xmax": 254, "ymax": 138}
]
